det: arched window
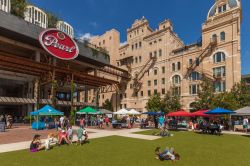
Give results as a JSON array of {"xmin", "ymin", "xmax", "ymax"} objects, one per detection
[
  {"xmin": 172, "ymin": 75, "xmax": 181, "ymax": 84},
  {"xmin": 220, "ymin": 32, "xmax": 225, "ymax": 41},
  {"xmin": 213, "ymin": 52, "xmax": 226, "ymax": 63}
]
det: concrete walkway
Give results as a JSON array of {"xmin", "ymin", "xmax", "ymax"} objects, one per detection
[{"xmin": 0, "ymin": 127, "xmax": 160, "ymax": 153}]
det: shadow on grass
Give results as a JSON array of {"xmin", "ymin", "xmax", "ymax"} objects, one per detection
[{"xmin": 194, "ymin": 131, "xmax": 223, "ymax": 136}]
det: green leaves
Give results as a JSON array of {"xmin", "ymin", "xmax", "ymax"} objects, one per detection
[
  {"xmin": 11, "ymin": 0, "xmax": 27, "ymax": 18},
  {"xmin": 161, "ymin": 91, "xmax": 181, "ymax": 113},
  {"xmin": 145, "ymin": 93, "xmax": 162, "ymax": 112},
  {"xmin": 102, "ymin": 99, "xmax": 113, "ymax": 112},
  {"xmin": 145, "ymin": 92, "xmax": 181, "ymax": 113}
]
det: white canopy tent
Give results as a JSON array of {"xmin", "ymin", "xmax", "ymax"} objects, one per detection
[
  {"xmin": 127, "ymin": 109, "xmax": 141, "ymax": 115},
  {"xmin": 113, "ymin": 108, "xmax": 129, "ymax": 115},
  {"xmin": 234, "ymin": 107, "xmax": 250, "ymax": 116}
]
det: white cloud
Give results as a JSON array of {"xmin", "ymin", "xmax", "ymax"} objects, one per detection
[
  {"xmin": 120, "ymin": 41, "xmax": 127, "ymax": 47},
  {"xmin": 78, "ymin": 33, "xmax": 96, "ymax": 42}
]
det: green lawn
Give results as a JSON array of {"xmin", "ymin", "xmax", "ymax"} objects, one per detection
[{"xmin": 1, "ymin": 130, "xmax": 250, "ymax": 166}]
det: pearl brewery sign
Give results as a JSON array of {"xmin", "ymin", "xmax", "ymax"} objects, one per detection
[{"xmin": 39, "ymin": 28, "xmax": 79, "ymax": 60}]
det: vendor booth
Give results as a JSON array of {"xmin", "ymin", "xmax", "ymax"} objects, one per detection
[{"xmin": 30, "ymin": 105, "xmax": 64, "ymax": 130}]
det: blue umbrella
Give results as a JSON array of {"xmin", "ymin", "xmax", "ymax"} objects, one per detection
[
  {"xmin": 143, "ymin": 112, "xmax": 165, "ymax": 115},
  {"xmin": 205, "ymin": 107, "xmax": 235, "ymax": 115}
]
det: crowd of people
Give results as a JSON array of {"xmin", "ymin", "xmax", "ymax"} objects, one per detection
[
  {"xmin": 0, "ymin": 114, "xmax": 13, "ymax": 129},
  {"xmin": 30, "ymin": 125, "xmax": 88, "ymax": 152},
  {"xmin": 77, "ymin": 115, "xmax": 111, "ymax": 129}
]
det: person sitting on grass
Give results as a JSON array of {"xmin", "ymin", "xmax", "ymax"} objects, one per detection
[
  {"xmin": 58, "ymin": 129, "xmax": 70, "ymax": 145},
  {"xmin": 155, "ymin": 146, "xmax": 180, "ymax": 161},
  {"xmin": 30, "ymin": 134, "xmax": 44, "ymax": 152},
  {"xmin": 67, "ymin": 126, "xmax": 73, "ymax": 144},
  {"xmin": 77, "ymin": 126, "xmax": 84, "ymax": 145},
  {"xmin": 82, "ymin": 128, "xmax": 88, "ymax": 143}
]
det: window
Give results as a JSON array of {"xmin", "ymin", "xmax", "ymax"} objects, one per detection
[
  {"xmin": 120, "ymin": 104, "xmax": 122, "ymax": 109},
  {"xmin": 172, "ymin": 63, "xmax": 176, "ymax": 72},
  {"xmin": 109, "ymin": 36, "xmax": 112, "ymax": 40},
  {"xmin": 162, "ymin": 78, "xmax": 165, "ymax": 84},
  {"xmin": 139, "ymin": 42, "xmax": 142, "ymax": 47},
  {"xmin": 213, "ymin": 66, "xmax": 226, "ymax": 77},
  {"xmin": 189, "ymin": 58, "xmax": 193, "ymax": 66},
  {"xmin": 154, "ymin": 40, "xmax": 157, "ymax": 44},
  {"xmin": 135, "ymin": 43, "xmax": 138, "ymax": 49},
  {"xmin": 154, "ymin": 69, "xmax": 157, "ymax": 75},
  {"xmin": 130, "ymin": 84, "xmax": 133, "ymax": 89},
  {"xmin": 117, "ymin": 62, "xmax": 120, "ymax": 66},
  {"xmin": 141, "ymin": 91, "xmax": 143, "ymax": 97},
  {"xmin": 139, "ymin": 56, "xmax": 142, "ymax": 62},
  {"xmin": 149, "ymin": 42, "xmax": 152, "ymax": 45},
  {"xmin": 172, "ymin": 75, "xmax": 181, "ymax": 84},
  {"xmin": 195, "ymin": 58, "xmax": 200, "ymax": 66},
  {"xmin": 162, "ymin": 88, "xmax": 165, "ymax": 95},
  {"xmin": 213, "ymin": 52, "xmax": 226, "ymax": 63},
  {"xmin": 135, "ymin": 92, "xmax": 138, "ymax": 97},
  {"xmin": 124, "ymin": 104, "xmax": 127, "ymax": 108},
  {"xmin": 120, "ymin": 94, "xmax": 123, "ymax": 99},
  {"xmin": 148, "ymin": 90, "xmax": 151, "ymax": 96},
  {"xmin": 148, "ymin": 80, "xmax": 151, "ymax": 86},
  {"xmin": 132, "ymin": 45, "xmax": 134, "ymax": 50},
  {"xmin": 149, "ymin": 52, "xmax": 152, "ymax": 58},
  {"xmin": 159, "ymin": 49, "xmax": 162, "ymax": 57},
  {"xmin": 220, "ymin": 32, "xmax": 225, "ymax": 41},
  {"xmin": 214, "ymin": 81, "xmax": 226, "ymax": 92},
  {"xmin": 103, "ymin": 40, "xmax": 105, "ymax": 44},
  {"xmin": 172, "ymin": 87, "xmax": 181, "ymax": 96},
  {"xmin": 189, "ymin": 72, "xmax": 201, "ymax": 81},
  {"xmin": 154, "ymin": 80, "xmax": 157, "ymax": 86},
  {"xmin": 177, "ymin": 62, "xmax": 181, "ymax": 70},
  {"xmin": 218, "ymin": 4, "xmax": 227, "ymax": 13},
  {"xmin": 162, "ymin": 67, "xmax": 165, "ymax": 73},
  {"xmin": 212, "ymin": 34, "xmax": 217, "ymax": 42},
  {"xmin": 154, "ymin": 89, "xmax": 157, "ymax": 95},
  {"xmin": 124, "ymin": 93, "xmax": 127, "ymax": 98},
  {"xmin": 154, "ymin": 51, "xmax": 157, "ymax": 57},
  {"xmin": 189, "ymin": 84, "xmax": 200, "ymax": 95},
  {"xmin": 135, "ymin": 57, "xmax": 138, "ymax": 63},
  {"xmin": 159, "ymin": 39, "xmax": 162, "ymax": 42}
]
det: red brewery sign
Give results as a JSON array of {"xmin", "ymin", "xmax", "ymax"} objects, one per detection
[{"xmin": 39, "ymin": 28, "xmax": 79, "ymax": 60}]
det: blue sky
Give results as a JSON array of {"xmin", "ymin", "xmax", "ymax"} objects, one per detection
[{"xmin": 30, "ymin": 0, "xmax": 249, "ymax": 75}]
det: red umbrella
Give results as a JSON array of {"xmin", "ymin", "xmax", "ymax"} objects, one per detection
[
  {"xmin": 190, "ymin": 110, "xmax": 210, "ymax": 117},
  {"xmin": 167, "ymin": 110, "xmax": 192, "ymax": 117}
]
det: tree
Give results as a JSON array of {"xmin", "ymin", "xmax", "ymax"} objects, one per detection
[
  {"xmin": 193, "ymin": 77, "xmax": 214, "ymax": 111},
  {"xmin": 161, "ymin": 91, "xmax": 181, "ymax": 113},
  {"xmin": 11, "ymin": 0, "xmax": 28, "ymax": 18},
  {"xmin": 231, "ymin": 81, "xmax": 250, "ymax": 107},
  {"xmin": 102, "ymin": 99, "xmax": 113, "ymax": 112},
  {"xmin": 145, "ymin": 93, "xmax": 162, "ymax": 112},
  {"xmin": 47, "ymin": 12, "xmax": 59, "ymax": 28},
  {"xmin": 211, "ymin": 92, "xmax": 239, "ymax": 110}
]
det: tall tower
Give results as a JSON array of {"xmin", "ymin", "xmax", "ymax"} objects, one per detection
[{"xmin": 202, "ymin": 0, "xmax": 241, "ymax": 91}]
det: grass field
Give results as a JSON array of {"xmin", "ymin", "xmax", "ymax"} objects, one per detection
[{"xmin": 0, "ymin": 130, "xmax": 250, "ymax": 166}]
